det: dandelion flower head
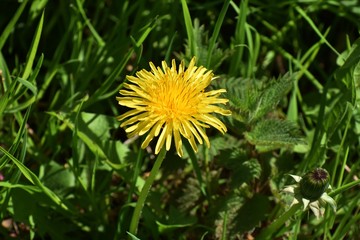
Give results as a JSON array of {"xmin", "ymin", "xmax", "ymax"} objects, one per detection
[
  {"xmin": 116, "ymin": 57, "xmax": 231, "ymax": 157},
  {"xmin": 283, "ymin": 168, "xmax": 336, "ymax": 218}
]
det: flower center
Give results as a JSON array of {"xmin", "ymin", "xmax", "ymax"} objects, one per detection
[
  {"xmin": 150, "ymin": 74, "xmax": 199, "ymax": 121},
  {"xmin": 311, "ymin": 168, "xmax": 328, "ymax": 181}
]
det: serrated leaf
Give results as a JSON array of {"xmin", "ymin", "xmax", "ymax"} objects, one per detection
[
  {"xmin": 216, "ymin": 194, "xmax": 271, "ymax": 239},
  {"xmin": 234, "ymin": 194, "xmax": 270, "ymax": 233},
  {"xmin": 177, "ymin": 177, "xmax": 201, "ymax": 212},
  {"xmin": 197, "ymin": 134, "xmax": 241, "ymax": 160},
  {"xmin": 218, "ymin": 148, "xmax": 248, "ymax": 168},
  {"xmin": 215, "ymin": 195, "xmax": 244, "ymax": 240},
  {"xmin": 250, "ymin": 73, "xmax": 295, "ymax": 122},
  {"xmin": 218, "ymin": 148, "xmax": 261, "ymax": 186},
  {"xmin": 219, "ymin": 77, "xmax": 260, "ymax": 124},
  {"xmin": 239, "ymin": 158, "xmax": 262, "ymax": 181},
  {"xmin": 245, "ymin": 119, "xmax": 304, "ymax": 151},
  {"xmin": 218, "ymin": 74, "xmax": 294, "ymax": 125},
  {"xmin": 229, "ymin": 158, "xmax": 262, "ymax": 187}
]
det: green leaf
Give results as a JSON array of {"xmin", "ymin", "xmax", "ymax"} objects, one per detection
[
  {"xmin": 229, "ymin": 0, "xmax": 248, "ymax": 76},
  {"xmin": 251, "ymin": 73, "xmax": 295, "ymax": 122},
  {"xmin": 216, "ymin": 194, "xmax": 270, "ymax": 239},
  {"xmin": 0, "ymin": 105, "xmax": 31, "ymax": 170},
  {"xmin": 0, "ymin": 145, "xmax": 69, "ymax": 212},
  {"xmin": 245, "ymin": 119, "xmax": 304, "ymax": 151},
  {"xmin": 12, "ymin": 188, "xmax": 36, "ymax": 227},
  {"xmin": 26, "ymin": 53, "xmax": 43, "ymax": 90},
  {"xmin": 180, "ymin": 19, "xmax": 229, "ymax": 70},
  {"xmin": 225, "ymin": 77, "xmax": 260, "ymax": 124},
  {"xmin": 156, "ymin": 206, "xmax": 197, "ymax": 233},
  {"xmin": 83, "ymin": 48, "xmax": 133, "ymax": 108},
  {"xmin": 181, "ymin": 0, "xmax": 196, "ymax": 57},
  {"xmin": 127, "ymin": 232, "xmax": 142, "ymax": 240},
  {"xmin": 206, "ymin": 0, "xmax": 231, "ymax": 67},
  {"xmin": 0, "ymin": 182, "xmax": 42, "ymax": 194},
  {"xmin": 323, "ymin": 99, "xmax": 353, "ymax": 137},
  {"xmin": 218, "ymin": 148, "xmax": 261, "ymax": 187},
  {"xmin": 334, "ymin": 38, "xmax": 359, "ymax": 105},
  {"xmin": 197, "ymin": 134, "xmax": 241, "ymax": 162},
  {"xmin": 215, "ymin": 195, "xmax": 243, "ymax": 239},
  {"xmin": 22, "ymin": 11, "xmax": 44, "ymax": 80},
  {"xmin": 177, "ymin": 176, "xmax": 201, "ymax": 213},
  {"xmin": 42, "ymin": 161, "xmax": 76, "ymax": 196},
  {"xmin": 75, "ymin": 0, "xmax": 105, "ymax": 47},
  {"xmin": 0, "ymin": 0, "xmax": 29, "ymax": 51},
  {"xmin": 48, "ymin": 111, "xmax": 129, "ymax": 170},
  {"xmin": 222, "ymin": 73, "xmax": 295, "ymax": 125},
  {"xmin": 235, "ymin": 194, "xmax": 271, "ymax": 233},
  {"xmin": 11, "ymin": 188, "xmax": 75, "ymax": 240},
  {"xmin": 0, "ymin": 77, "xmax": 16, "ymax": 117},
  {"xmin": 295, "ymin": 6, "xmax": 341, "ymax": 57},
  {"xmin": 305, "ymin": 41, "xmax": 356, "ymax": 169}
]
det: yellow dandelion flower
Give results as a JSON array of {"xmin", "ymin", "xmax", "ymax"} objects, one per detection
[{"xmin": 116, "ymin": 57, "xmax": 231, "ymax": 157}]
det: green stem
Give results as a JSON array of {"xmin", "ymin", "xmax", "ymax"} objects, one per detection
[
  {"xmin": 257, "ymin": 203, "xmax": 302, "ymax": 240},
  {"xmin": 115, "ymin": 146, "xmax": 144, "ymax": 239},
  {"xmin": 129, "ymin": 147, "xmax": 166, "ymax": 235},
  {"xmin": 329, "ymin": 178, "xmax": 360, "ymax": 198}
]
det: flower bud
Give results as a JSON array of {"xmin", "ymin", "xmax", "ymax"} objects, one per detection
[{"xmin": 300, "ymin": 168, "xmax": 330, "ymax": 201}]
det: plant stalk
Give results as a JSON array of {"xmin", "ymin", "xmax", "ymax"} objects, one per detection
[{"xmin": 129, "ymin": 147, "xmax": 166, "ymax": 235}]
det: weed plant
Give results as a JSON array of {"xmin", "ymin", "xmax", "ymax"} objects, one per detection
[{"xmin": 1, "ymin": 0, "xmax": 360, "ymax": 239}]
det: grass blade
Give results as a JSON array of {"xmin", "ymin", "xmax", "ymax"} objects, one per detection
[
  {"xmin": 295, "ymin": 6, "xmax": 341, "ymax": 58},
  {"xmin": 22, "ymin": 11, "xmax": 44, "ymax": 80},
  {"xmin": 0, "ymin": 0, "xmax": 29, "ymax": 51},
  {"xmin": 75, "ymin": 0, "xmax": 105, "ymax": 47},
  {"xmin": 206, "ymin": 0, "xmax": 231, "ymax": 68},
  {"xmin": 0, "ymin": 145, "xmax": 69, "ymax": 211},
  {"xmin": 229, "ymin": 0, "xmax": 248, "ymax": 75},
  {"xmin": 181, "ymin": 0, "xmax": 196, "ymax": 57}
]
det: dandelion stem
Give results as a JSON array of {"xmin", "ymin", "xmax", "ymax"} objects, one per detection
[
  {"xmin": 257, "ymin": 203, "xmax": 302, "ymax": 240},
  {"xmin": 129, "ymin": 147, "xmax": 166, "ymax": 236}
]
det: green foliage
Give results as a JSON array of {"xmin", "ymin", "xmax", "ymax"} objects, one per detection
[
  {"xmin": 245, "ymin": 119, "xmax": 305, "ymax": 151},
  {"xmin": 221, "ymin": 72, "xmax": 303, "ymax": 152},
  {"xmin": 178, "ymin": 19, "xmax": 229, "ymax": 71},
  {"xmin": 1, "ymin": 0, "xmax": 360, "ymax": 239},
  {"xmin": 226, "ymin": 73, "xmax": 295, "ymax": 124}
]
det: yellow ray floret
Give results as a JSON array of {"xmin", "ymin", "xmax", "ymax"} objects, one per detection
[{"xmin": 116, "ymin": 57, "xmax": 231, "ymax": 157}]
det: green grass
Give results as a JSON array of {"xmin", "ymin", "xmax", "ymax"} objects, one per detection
[{"xmin": 1, "ymin": 0, "xmax": 360, "ymax": 239}]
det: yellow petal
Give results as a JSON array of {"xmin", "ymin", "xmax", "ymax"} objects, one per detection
[
  {"xmin": 173, "ymin": 128, "xmax": 183, "ymax": 157},
  {"xmin": 155, "ymin": 124, "xmax": 168, "ymax": 154},
  {"xmin": 188, "ymin": 135, "xmax": 198, "ymax": 153}
]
